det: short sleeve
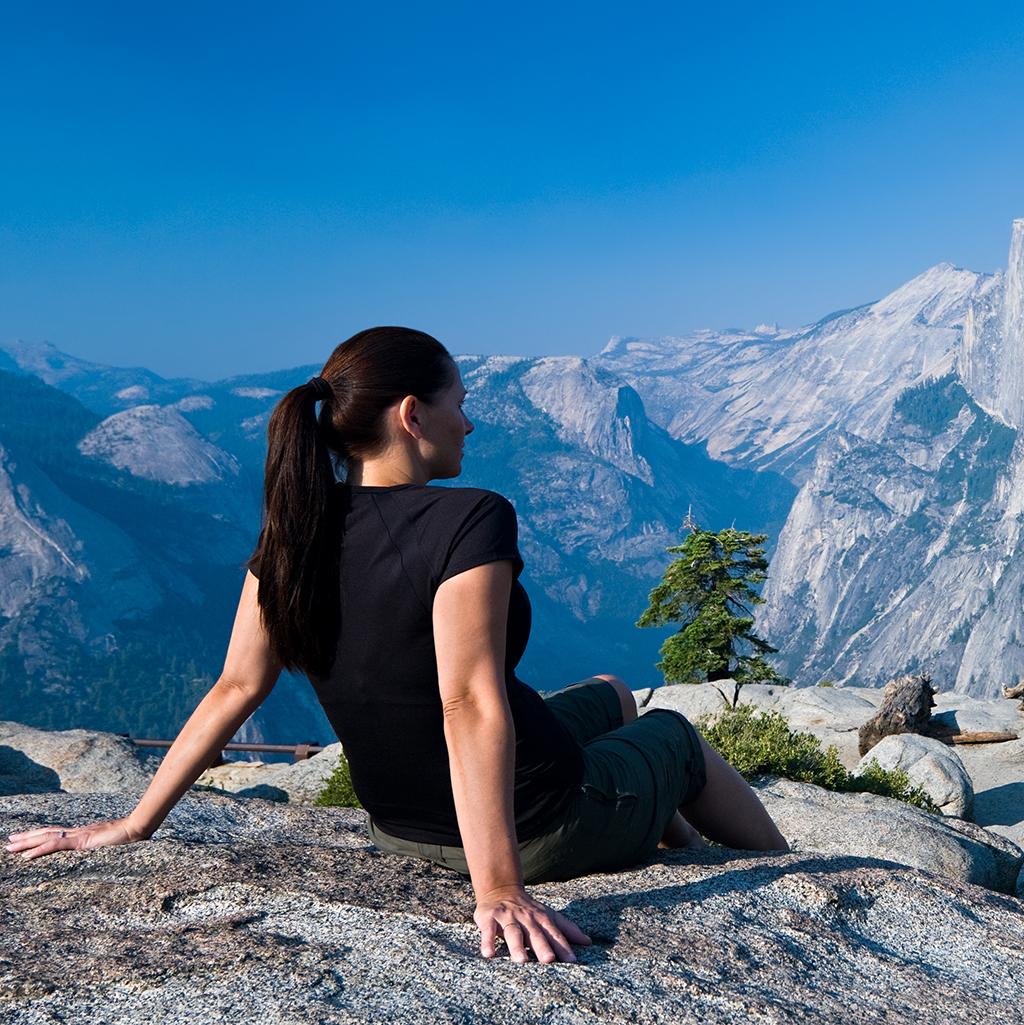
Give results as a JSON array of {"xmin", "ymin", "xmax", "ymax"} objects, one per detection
[
  {"xmin": 438, "ymin": 492, "xmax": 525, "ymax": 586},
  {"xmin": 246, "ymin": 529, "xmax": 267, "ymax": 579}
]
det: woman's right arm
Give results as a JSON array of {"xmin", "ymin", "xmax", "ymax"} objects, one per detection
[
  {"xmin": 433, "ymin": 560, "xmax": 591, "ymax": 964},
  {"xmin": 6, "ymin": 571, "xmax": 283, "ymax": 860}
]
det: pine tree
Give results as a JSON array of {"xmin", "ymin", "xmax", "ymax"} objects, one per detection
[{"xmin": 636, "ymin": 520, "xmax": 790, "ymax": 706}]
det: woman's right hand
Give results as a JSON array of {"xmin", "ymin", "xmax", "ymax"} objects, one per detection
[
  {"xmin": 474, "ymin": 884, "xmax": 592, "ymax": 964},
  {"xmin": 5, "ymin": 817, "xmax": 151, "ymax": 861}
]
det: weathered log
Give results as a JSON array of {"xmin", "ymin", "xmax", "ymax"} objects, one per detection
[
  {"xmin": 924, "ymin": 727, "xmax": 1019, "ymax": 745},
  {"xmin": 1002, "ymin": 681, "xmax": 1024, "ymax": 700},
  {"xmin": 858, "ymin": 673, "xmax": 936, "ymax": 757}
]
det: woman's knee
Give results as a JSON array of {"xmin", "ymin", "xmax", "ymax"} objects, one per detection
[{"xmin": 592, "ymin": 673, "xmax": 637, "ymax": 724}]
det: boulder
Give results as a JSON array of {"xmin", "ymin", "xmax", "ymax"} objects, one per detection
[
  {"xmin": 753, "ymin": 776, "xmax": 1020, "ymax": 894},
  {"xmin": 238, "ymin": 742, "xmax": 345, "ymax": 803},
  {"xmin": 0, "ymin": 720, "xmax": 153, "ymax": 796},
  {"xmin": 0, "ymin": 718, "xmax": 345, "ymax": 807},
  {"xmin": 194, "ymin": 759, "xmax": 282, "ymax": 793},
  {"xmin": 2, "ymin": 791, "xmax": 1024, "ymax": 1024},
  {"xmin": 197, "ymin": 742, "xmax": 346, "ymax": 804},
  {"xmin": 776, "ymin": 687, "xmax": 882, "ymax": 733},
  {"xmin": 630, "ymin": 687, "xmax": 653, "ymax": 709},
  {"xmin": 774, "ymin": 687, "xmax": 881, "ymax": 769},
  {"xmin": 642, "ymin": 681, "xmax": 735, "ymax": 721},
  {"xmin": 854, "ymin": 733, "xmax": 975, "ymax": 818}
]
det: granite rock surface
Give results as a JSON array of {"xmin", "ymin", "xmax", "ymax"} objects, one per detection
[
  {"xmin": 0, "ymin": 720, "xmax": 153, "ymax": 796},
  {"xmin": 753, "ymin": 777, "xmax": 1019, "ymax": 894},
  {"xmin": 3, "ymin": 792, "xmax": 1024, "ymax": 1025}
]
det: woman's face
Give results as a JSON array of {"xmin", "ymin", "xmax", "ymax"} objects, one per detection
[{"xmin": 421, "ymin": 364, "xmax": 474, "ymax": 478}]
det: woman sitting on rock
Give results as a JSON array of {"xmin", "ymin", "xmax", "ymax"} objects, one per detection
[{"xmin": 6, "ymin": 326, "xmax": 789, "ymax": 964}]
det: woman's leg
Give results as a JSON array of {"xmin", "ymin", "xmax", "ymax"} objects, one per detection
[
  {"xmin": 677, "ymin": 734, "xmax": 790, "ymax": 852},
  {"xmin": 557, "ymin": 674, "xmax": 694, "ymax": 840},
  {"xmin": 540, "ymin": 673, "xmax": 635, "ymax": 750}
]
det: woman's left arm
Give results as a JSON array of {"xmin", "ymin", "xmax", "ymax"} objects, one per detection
[{"xmin": 433, "ymin": 560, "xmax": 591, "ymax": 965}]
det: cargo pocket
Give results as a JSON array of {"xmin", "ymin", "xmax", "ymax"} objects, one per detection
[
  {"xmin": 581, "ymin": 781, "xmax": 640, "ymax": 808},
  {"xmin": 576, "ymin": 781, "xmax": 647, "ymax": 873}
]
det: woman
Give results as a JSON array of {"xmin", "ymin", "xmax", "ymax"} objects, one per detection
[{"xmin": 6, "ymin": 326, "xmax": 788, "ymax": 965}]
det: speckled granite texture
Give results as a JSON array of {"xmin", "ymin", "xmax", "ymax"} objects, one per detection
[{"xmin": 3, "ymin": 792, "xmax": 1024, "ymax": 1024}]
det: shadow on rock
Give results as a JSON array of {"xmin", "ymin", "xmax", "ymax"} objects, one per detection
[{"xmin": 0, "ymin": 746, "xmax": 62, "ymax": 797}]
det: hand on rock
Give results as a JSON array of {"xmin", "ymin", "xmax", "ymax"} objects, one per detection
[
  {"xmin": 6, "ymin": 817, "xmax": 150, "ymax": 860},
  {"xmin": 474, "ymin": 885, "xmax": 592, "ymax": 964}
]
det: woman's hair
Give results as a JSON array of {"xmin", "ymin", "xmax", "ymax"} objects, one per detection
[{"xmin": 247, "ymin": 326, "xmax": 456, "ymax": 677}]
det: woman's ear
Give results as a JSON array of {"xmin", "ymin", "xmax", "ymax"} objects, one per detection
[{"xmin": 397, "ymin": 394, "xmax": 423, "ymax": 437}]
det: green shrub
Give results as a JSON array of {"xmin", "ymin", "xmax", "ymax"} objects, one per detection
[
  {"xmin": 851, "ymin": 757, "xmax": 937, "ymax": 810},
  {"xmin": 314, "ymin": 751, "xmax": 362, "ymax": 808},
  {"xmin": 694, "ymin": 703, "xmax": 940, "ymax": 813}
]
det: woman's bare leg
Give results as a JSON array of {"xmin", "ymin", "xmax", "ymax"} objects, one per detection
[{"xmin": 678, "ymin": 734, "xmax": 790, "ymax": 852}]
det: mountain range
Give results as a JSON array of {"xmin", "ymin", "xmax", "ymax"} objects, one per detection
[
  {"xmin": 3, "ymin": 217, "xmax": 1022, "ymax": 747},
  {"xmin": 0, "ymin": 344, "xmax": 793, "ymax": 747},
  {"xmin": 595, "ymin": 219, "xmax": 1024, "ymax": 697}
]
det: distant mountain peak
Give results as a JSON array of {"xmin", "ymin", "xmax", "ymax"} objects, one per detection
[
  {"xmin": 594, "ymin": 232, "xmax": 1012, "ymax": 484},
  {"xmin": 78, "ymin": 405, "xmax": 240, "ymax": 486},
  {"xmin": 0, "ymin": 338, "xmax": 109, "ymax": 384},
  {"xmin": 869, "ymin": 261, "xmax": 991, "ymax": 325},
  {"xmin": 520, "ymin": 356, "xmax": 656, "ymax": 483},
  {"xmin": 958, "ymin": 219, "xmax": 1024, "ymax": 426}
]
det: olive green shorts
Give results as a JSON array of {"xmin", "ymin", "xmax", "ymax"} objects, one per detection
[{"xmin": 366, "ymin": 677, "xmax": 708, "ymax": 883}]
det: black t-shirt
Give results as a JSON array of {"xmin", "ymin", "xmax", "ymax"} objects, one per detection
[{"xmin": 256, "ymin": 482, "xmax": 584, "ymax": 846}]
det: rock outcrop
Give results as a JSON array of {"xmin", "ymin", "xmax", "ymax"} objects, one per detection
[
  {"xmin": 77, "ymin": 404, "xmax": 241, "ymax": 486},
  {"xmin": 954, "ymin": 737, "xmax": 1024, "ymax": 851},
  {"xmin": 752, "ymin": 223, "xmax": 1024, "ymax": 695},
  {"xmin": 595, "ymin": 262, "xmax": 998, "ymax": 484},
  {"xmin": 959, "ymin": 218, "xmax": 1024, "ymax": 426},
  {"xmin": 196, "ymin": 741, "xmax": 344, "ymax": 804},
  {"xmin": 3, "ymin": 792, "xmax": 1024, "ymax": 1024},
  {"xmin": 753, "ymin": 778, "xmax": 1015, "ymax": 892},
  {"xmin": 0, "ymin": 720, "xmax": 154, "ymax": 796}
]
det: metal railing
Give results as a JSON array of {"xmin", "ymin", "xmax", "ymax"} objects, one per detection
[{"xmin": 116, "ymin": 735, "xmax": 326, "ymax": 765}]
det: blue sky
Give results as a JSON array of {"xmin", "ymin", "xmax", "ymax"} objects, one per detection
[{"xmin": 2, "ymin": 2, "xmax": 1023, "ymax": 380}]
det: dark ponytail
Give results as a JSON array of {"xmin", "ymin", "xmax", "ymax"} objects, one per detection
[{"xmin": 248, "ymin": 327, "xmax": 455, "ymax": 677}]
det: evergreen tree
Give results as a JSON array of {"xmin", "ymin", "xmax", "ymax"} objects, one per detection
[{"xmin": 636, "ymin": 519, "xmax": 789, "ymax": 705}]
